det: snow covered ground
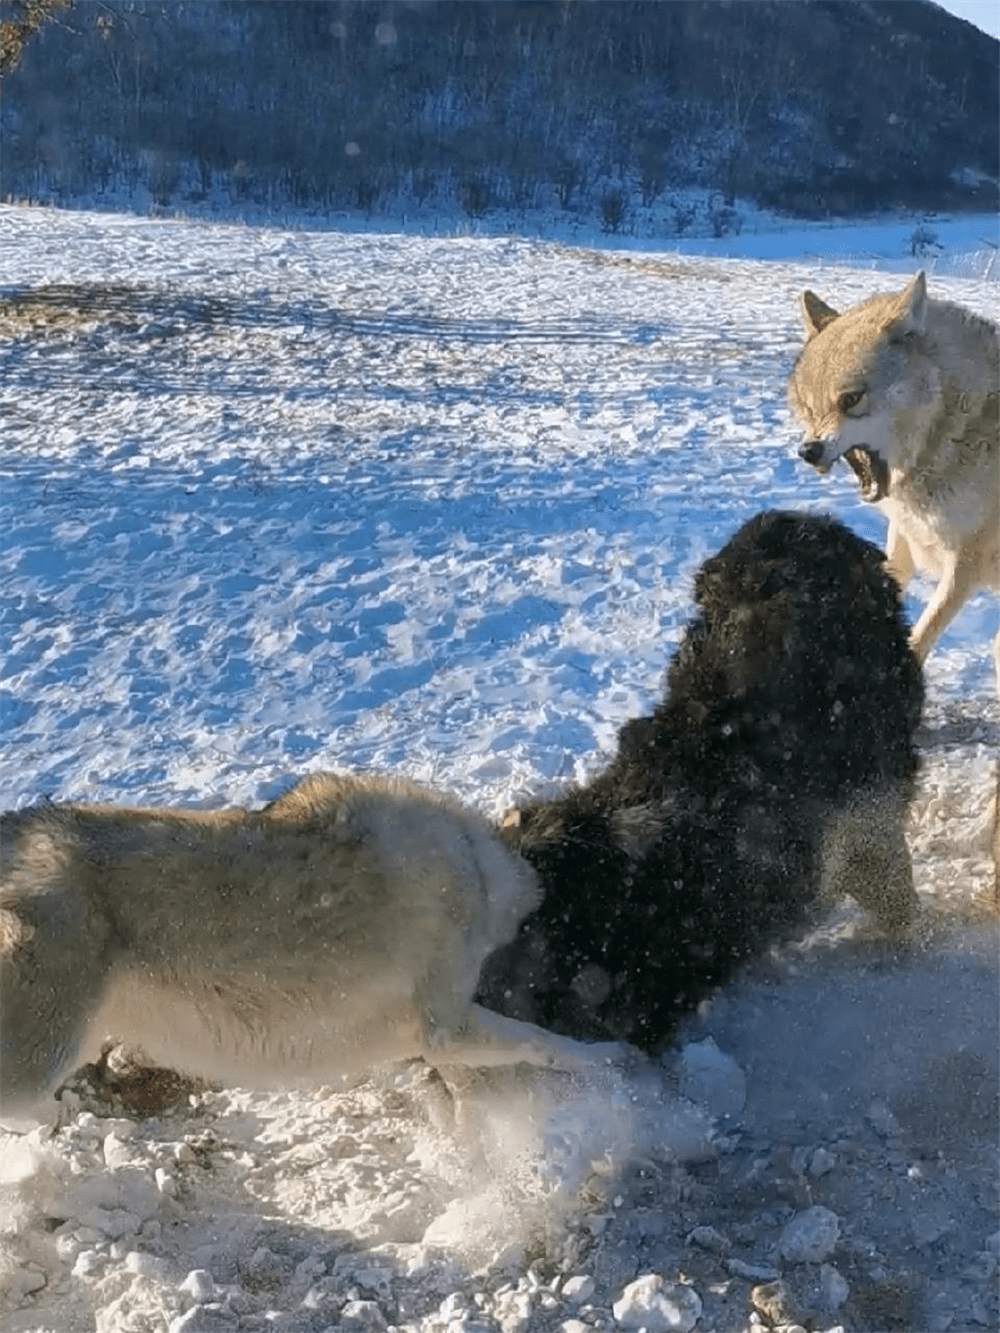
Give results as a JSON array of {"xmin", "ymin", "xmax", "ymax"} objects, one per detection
[{"xmin": 1, "ymin": 203, "xmax": 997, "ymax": 1333}]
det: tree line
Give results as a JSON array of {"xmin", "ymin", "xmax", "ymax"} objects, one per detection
[{"xmin": 1, "ymin": 0, "xmax": 996, "ymax": 227}]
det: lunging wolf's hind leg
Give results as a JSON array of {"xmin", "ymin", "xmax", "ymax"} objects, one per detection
[{"xmin": 431, "ymin": 1003, "xmax": 631, "ymax": 1074}]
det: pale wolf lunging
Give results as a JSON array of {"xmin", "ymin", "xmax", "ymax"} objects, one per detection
[
  {"xmin": 1, "ymin": 773, "xmax": 614, "ymax": 1117},
  {"xmin": 788, "ymin": 270, "xmax": 999, "ymax": 681}
]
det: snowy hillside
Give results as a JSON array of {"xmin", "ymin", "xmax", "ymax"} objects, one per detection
[
  {"xmin": 4, "ymin": 0, "xmax": 998, "ymax": 224},
  {"xmin": 1, "ymin": 205, "xmax": 997, "ymax": 1333}
]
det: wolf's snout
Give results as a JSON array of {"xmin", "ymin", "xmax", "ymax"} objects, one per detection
[{"xmin": 799, "ymin": 440, "xmax": 826, "ymax": 467}]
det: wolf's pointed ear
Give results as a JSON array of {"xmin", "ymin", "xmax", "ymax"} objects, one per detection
[
  {"xmin": 885, "ymin": 270, "xmax": 927, "ymax": 341},
  {"xmin": 801, "ymin": 290, "xmax": 839, "ymax": 339}
]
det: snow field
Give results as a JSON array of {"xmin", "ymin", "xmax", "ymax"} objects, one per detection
[{"xmin": 1, "ymin": 205, "xmax": 997, "ymax": 1332}]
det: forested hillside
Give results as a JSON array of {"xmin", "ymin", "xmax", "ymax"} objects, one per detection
[{"xmin": 1, "ymin": 0, "xmax": 997, "ymax": 229}]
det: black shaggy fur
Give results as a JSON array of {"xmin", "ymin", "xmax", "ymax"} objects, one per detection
[{"xmin": 476, "ymin": 510, "xmax": 923, "ymax": 1054}]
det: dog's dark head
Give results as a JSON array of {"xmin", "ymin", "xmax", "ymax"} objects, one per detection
[
  {"xmin": 694, "ymin": 510, "xmax": 888, "ymax": 623},
  {"xmin": 673, "ymin": 510, "xmax": 923, "ymax": 785},
  {"xmin": 692, "ymin": 511, "xmax": 903, "ymax": 678}
]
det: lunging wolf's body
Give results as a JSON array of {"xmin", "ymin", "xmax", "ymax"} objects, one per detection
[
  {"xmin": 477, "ymin": 512, "xmax": 923, "ymax": 1053},
  {"xmin": 788, "ymin": 270, "xmax": 999, "ymax": 679},
  {"xmin": 1, "ymin": 772, "xmax": 611, "ymax": 1118}
]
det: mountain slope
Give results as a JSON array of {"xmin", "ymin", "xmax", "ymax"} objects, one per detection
[{"xmin": 1, "ymin": 0, "xmax": 996, "ymax": 226}]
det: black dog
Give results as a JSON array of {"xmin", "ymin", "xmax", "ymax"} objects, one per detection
[{"xmin": 476, "ymin": 511, "xmax": 923, "ymax": 1054}]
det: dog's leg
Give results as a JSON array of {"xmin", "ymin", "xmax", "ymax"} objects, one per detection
[
  {"xmin": 821, "ymin": 789, "xmax": 918, "ymax": 932},
  {"xmin": 908, "ymin": 555, "xmax": 985, "ymax": 665}
]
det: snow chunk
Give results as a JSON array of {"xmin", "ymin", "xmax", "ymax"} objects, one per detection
[
  {"xmin": 561, "ymin": 1275, "xmax": 595, "ymax": 1304},
  {"xmin": 126, "ymin": 1250, "xmax": 172, "ymax": 1282},
  {"xmin": 5, "ymin": 1263, "xmax": 47, "ymax": 1303},
  {"xmin": 676, "ymin": 1037, "xmax": 746, "ymax": 1120},
  {"xmin": 80, "ymin": 1205, "xmax": 143, "ymax": 1240},
  {"xmin": 818, "ymin": 1263, "xmax": 850, "ymax": 1311},
  {"xmin": 178, "ymin": 1269, "xmax": 216, "ymax": 1302},
  {"xmin": 612, "ymin": 1274, "xmax": 702, "ymax": 1331},
  {"xmin": 779, "ymin": 1206, "xmax": 841, "ymax": 1263},
  {"xmin": 686, "ymin": 1224, "xmax": 730, "ymax": 1255},
  {"xmin": 341, "ymin": 1298, "xmax": 389, "ymax": 1332},
  {"xmin": 808, "ymin": 1147, "xmax": 837, "ymax": 1176}
]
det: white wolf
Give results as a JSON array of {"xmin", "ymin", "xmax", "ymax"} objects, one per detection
[
  {"xmin": 1, "ymin": 772, "xmax": 620, "ymax": 1118},
  {"xmin": 787, "ymin": 270, "xmax": 999, "ymax": 680}
]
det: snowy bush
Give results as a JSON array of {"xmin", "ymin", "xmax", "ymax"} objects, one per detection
[
  {"xmin": 909, "ymin": 223, "xmax": 943, "ymax": 258},
  {"xmin": 600, "ymin": 189, "xmax": 627, "ymax": 234}
]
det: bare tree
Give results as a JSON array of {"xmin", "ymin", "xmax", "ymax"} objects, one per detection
[{"xmin": 0, "ymin": 0, "xmax": 71, "ymax": 76}]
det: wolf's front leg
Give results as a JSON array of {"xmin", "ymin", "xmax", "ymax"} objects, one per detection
[
  {"xmin": 883, "ymin": 522, "xmax": 915, "ymax": 593},
  {"xmin": 909, "ymin": 555, "xmax": 983, "ymax": 664}
]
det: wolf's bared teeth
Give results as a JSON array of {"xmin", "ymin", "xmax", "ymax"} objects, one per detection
[{"xmin": 844, "ymin": 446, "xmax": 889, "ymax": 502}]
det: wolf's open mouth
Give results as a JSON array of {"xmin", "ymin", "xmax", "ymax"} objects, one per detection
[{"xmin": 844, "ymin": 446, "xmax": 890, "ymax": 502}]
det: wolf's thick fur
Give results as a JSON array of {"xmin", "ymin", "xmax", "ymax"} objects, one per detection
[
  {"xmin": 788, "ymin": 270, "xmax": 999, "ymax": 677},
  {"xmin": 476, "ymin": 512, "xmax": 923, "ymax": 1053},
  {"xmin": 1, "ymin": 772, "xmax": 612, "ymax": 1117}
]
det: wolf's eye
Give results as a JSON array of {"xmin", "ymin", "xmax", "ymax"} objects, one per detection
[{"xmin": 839, "ymin": 390, "xmax": 864, "ymax": 412}]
